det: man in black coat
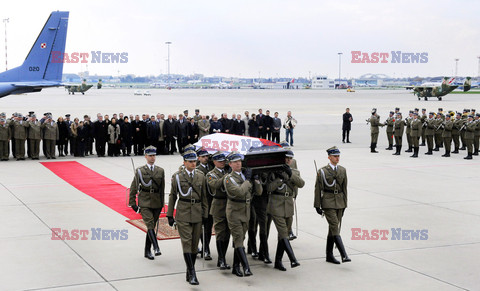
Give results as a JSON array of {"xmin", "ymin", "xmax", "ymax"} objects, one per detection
[
  {"xmin": 121, "ymin": 116, "xmax": 134, "ymax": 156},
  {"xmin": 187, "ymin": 118, "xmax": 199, "ymax": 144},
  {"xmin": 146, "ymin": 116, "xmax": 160, "ymax": 147},
  {"xmin": 232, "ymin": 114, "xmax": 246, "ymax": 135},
  {"xmin": 342, "ymin": 108, "xmax": 353, "ymax": 143},
  {"xmin": 132, "ymin": 115, "xmax": 146, "ymax": 155},
  {"xmin": 263, "ymin": 110, "xmax": 273, "ymax": 141},
  {"xmin": 93, "ymin": 114, "xmax": 108, "ymax": 157},
  {"xmin": 176, "ymin": 114, "xmax": 189, "ymax": 153},
  {"xmin": 164, "ymin": 114, "xmax": 177, "ymax": 155},
  {"xmin": 257, "ymin": 109, "xmax": 265, "ymax": 139}
]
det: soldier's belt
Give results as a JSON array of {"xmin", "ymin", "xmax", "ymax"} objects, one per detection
[
  {"xmin": 323, "ymin": 189, "xmax": 342, "ymax": 194},
  {"xmin": 179, "ymin": 198, "xmax": 201, "ymax": 204},
  {"xmin": 271, "ymin": 191, "xmax": 292, "ymax": 197},
  {"xmin": 213, "ymin": 196, "xmax": 227, "ymax": 200},
  {"xmin": 141, "ymin": 189, "xmax": 159, "ymax": 193},
  {"xmin": 228, "ymin": 197, "xmax": 250, "ymax": 203}
]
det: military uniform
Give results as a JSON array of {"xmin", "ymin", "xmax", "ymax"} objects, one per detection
[
  {"xmin": 41, "ymin": 119, "xmax": 59, "ymax": 159},
  {"xmin": 452, "ymin": 114, "xmax": 464, "ymax": 154},
  {"xmin": 28, "ymin": 118, "xmax": 42, "ymax": 160},
  {"xmin": 473, "ymin": 115, "xmax": 480, "ymax": 156},
  {"xmin": 464, "ymin": 117, "xmax": 476, "ymax": 159},
  {"xmin": 433, "ymin": 115, "xmax": 444, "ymax": 151},
  {"xmin": 367, "ymin": 109, "xmax": 382, "ymax": 153},
  {"xmin": 404, "ymin": 114, "xmax": 413, "ymax": 152},
  {"xmin": 425, "ymin": 114, "xmax": 436, "ymax": 155},
  {"xmin": 410, "ymin": 114, "xmax": 422, "ymax": 158},
  {"xmin": 129, "ymin": 147, "xmax": 165, "ymax": 260},
  {"xmin": 12, "ymin": 118, "xmax": 29, "ymax": 160},
  {"xmin": 393, "ymin": 114, "xmax": 404, "ymax": 155},
  {"xmin": 442, "ymin": 117, "xmax": 453, "ymax": 157},
  {"xmin": 314, "ymin": 146, "xmax": 351, "ymax": 264},
  {"xmin": 420, "ymin": 110, "xmax": 427, "ymax": 146},
  {"xmin": 196, "ymin": 149, "xmax": 213, "ymax": 260},
  {"xmin": 0, "ymin": 119, "xmax": 11, "ymax": 160},
  {"xmin": 384, "ymin": 114, "xmax": 395, "ymax": 150},
  {"xmin": 266, "ymin": 158, "xmax": 304, "ymax": 271}
]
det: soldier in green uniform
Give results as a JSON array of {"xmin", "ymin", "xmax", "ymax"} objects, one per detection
[
  {"xmin": 314, "ymin": 146, "xmax": 351, "ymax": 264},
  {"xmin": 404, "ymin": 111, "xmax": 413, "ymax": 152},
  {"xmin": 464, "ymin": 115, "xmax": 476, "ymax": 160},
  {"xmin": 473, "ymin": 113, "xmax": 480, "ymax": 156},
  {"xmin": 28, "ymin": 114, "xmax": 42, "ymax": 160},
  {"xmin": 410, "ymin": 113, "xmax": 422, "ymax": 158},
  {"xmin": 266, "ymin": 150, "xmax": 304, "ymax": 271},
  {"xmin": 384, "ymin": 111, "xmax": 395, "ymax": 150},
  {"xmin": 420, "ymin": 108, "xmax": 427, "ymax": 146},
  {"xmin": 224, "ymin": 151, "xmax": 262, "ymax": 277},
  {"xmin": 441, "ymin": 114, "xmax": 453, "ymax": 157},
  {"xmin": 452, "ymin": 112, "xmax": 463, "ymax": 154},
  {"xmin": 196, "ymin": 148, "xmax": 213, "ymax": 260},
  {"xmin": 41, "ymin": 115, "xmax": 59, "ymax": 159},
  {"xmin": 0, "ymin": 117, "xmax": 11, "ymax": 161},
  {"xmin": 206, "ymin": 151, "xmax": 231, "ymax": 270},
  {"xmin": 367, "ymin": 108, "xmax": 383, "ymax": 153},
  {"xmin": 433, "ymin": 113, "xmax": 444, "ymax": 151},
  {"xmin": 424, "ymin": 112, "xmax": 436, "ymax": 155},
  {"xmin": 11, "ymin": 113, "xmax": 29, "ymax": 160},
  {"xmin": 167, "ymin": 150, "xmax": 208, "ymax": 285},
  {"xmin": 393, "ymin": 112, "xmax": 404, "ymax": 155},
  {"xmin": 460, "ymin": 109, "xmax": 469, "ymax": 150}
]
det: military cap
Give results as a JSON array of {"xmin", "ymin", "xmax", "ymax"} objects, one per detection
[
  {"xmin": 44, "ymin": 112, "xmax": 49, "ymax": 116},
  {"xmin": 17, "ymin": 113, "xmax": 23, "ymax": 118},
  {"xmin": 414, "ymin": 108, "xmax": 419, "ymax": 112},
  {"xmin": 183, "ymin": 150, "xmax": 198, "ymax": 161},
  {"xmin": 183, "ymin": 144, "xmax": 196, "ymax": 152},
  {"xmin": 438, "ymin": 108, "xmax": 443, "ymax": 112},
  {"xmin": 13, "ymin": 112, "xmax": 18, "ymax": 117},
  {"xmin": 422, "ymin": 108, "xmax": 426, "ymax": 111},
  {"xmin": 65, "ymin": 114, "xmax": 71, "ymax": 117},
  {"xmin": 279, "ymin": 140, "xmax": 290, "ymax": 148},
  {"xmin": 183, "ymin": 110, "xmax": 189, "ymax": 114},
  {"xmin": 390, "ymin": 111, "xmax": 394, "ymax": 115},
  {"xmin": 227, "ymin": 151, "xmax": 243, "ymax": 162},
  {"xmin": 472, "ymin": 109, "xmax": 476, "ymax": 112},
  {"xmin": 28, "ymin": 111, "xmax": 35, "ymax": 115},
  {"xmin": 413, "ymin": 112, "xmax": 418, "ymax": 116},
  {"xmin": 31, "ymin": 114, "xmax": 36, "ymax": 118},
  {"xmin": 395, "ymin": 107, "xmax": 400, "ymax": 111},
  {"xmin": 144, "ymin": 145, "xmax": 157, "ymax": 155},
  {"xmin": 46, "ymin": 114, "xmax": 52, "ymax": 119},
  {"xmin": 464, "ymin": 109, "xmax": 470, "ymax": 112},
  {"xmin": 456, "ymin": 112, "xmax": 462, "ymax": 116},
  {"xmin": 195, "ymin": 109, "xmax": 200, "ymax": 112},
  {"xmin": 468, "ymin": 115, "xmax": 474, "ymax": 118},
  {"xmin": 409, "ymin": 110, "xmax": 414, "ymax": 114},
  {"xmin": 0, "ymin": 112, "xmax": 5, "ymax": 116},
  {"xmin": 326, "ymin": 146, "xmax": 340, "ymax": 156},
  {"xmin": 437, "ymin": 113, "xmax": 443, "ymax": 117},
  {"xmin": 0, "ymin": 118, "xmax": 5, "ymax": 122},
  {"xmin": 371, "ymin": 108, "xmax": 377, "ymax": 114},
  {"xmin": 196, "ymin": 148, "xmax": 209, "ymax": 157},
  {"xmin": 445, "ymin": 114, "xmax": 451, "ymax": 119},
  {"xmin": 212, "ymin": 151, "xmax": 226, "ymax": 161},
  {"xmin": 476, "ymin": 113, "xmax": 480, "ymax": 117},
  {"xmin": 285, "ymin": 150, "xmax": 294, "ymax": 158},
  {"xmin": 396, "ymin": 112, "xmax": 402, "ymax": 116}
]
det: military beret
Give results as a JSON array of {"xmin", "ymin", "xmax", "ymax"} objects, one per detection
[
  {"xmin": 326, "ymin": 146, "xmax": 340, "ymax": 156},
  {"xmin": 212, "ymin": 151, "xmax": 226, "ymax": 161},
  {"xmin": 227, "ymin": 151, "xmax": 243, "ymax": 162},
  {"xmin": 285, "ymin": 150, "xmax": 294, "ymax": 158},
  {"xmin": 196, "ymin": 148, "xmax": 209, "ymax": 157},
  {"xmin": 183, "ymin": 144, "xmax": 196, "ymax": 152},
  {"xmin": 144, "ymin": 145, "xmax": 157, "ymax": 155},
  {"xmin": 183, "ymin": 150, "xmax": 198, "ymax": 161}
]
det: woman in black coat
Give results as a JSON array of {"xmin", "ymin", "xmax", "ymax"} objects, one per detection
[
  {"xmin": 57, "ymin": 117, "xmax": 69, "ymax": 157},
  {"xmin": 248, "ymin": 114, "xmax": 259, "ymax": 137}
]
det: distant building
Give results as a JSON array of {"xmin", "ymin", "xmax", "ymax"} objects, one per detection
[{"xmin": 311, "ymin": 76, "xmax": 335, "ymax": 89}]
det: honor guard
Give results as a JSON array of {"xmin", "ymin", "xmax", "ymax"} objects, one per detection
[
  {"xmin": 266, "ymin": 150, "xmax": 304, "ymax": 271},
  {"xmin": 420, "ymin": 109, "xmax": 427, "ymax": 146},
  {"xmin": 196, "ymin": 148, "xmax": 213, "ymax": 260},
  {"xmin": 206, "ymin": 151, "xmax": 231, "ymax": 270},
  {"xmin": 473, "ymin": 113, "xmax": 480, "ymax": 156},
  {"xmin": 464, "ymin": 115, "xmax": 476, "ymax": 159},
  {"xmin": 224, "ymin": 151, "xmax": 262, "ymax": 277},
  {"xmin": 384, "ymin": 111, "xmax": 395, "ymax": 150},
  {"xmin": 167, "ymin": 150, "xmax": 208, "ymax": 285},
  {"xmin": 129, "ymin": 146, "xmax": 165, "ymax": 260},
  {"xmin": 314, "ymin": 146, "xmax": 351, "ymax": 264},
  {"xmin": 424, "ymin": 112, "xmax": 436, "ymax": 155},
  {"xmin": 393, "ymin": 112, "xmax": 404, "ymax": 155},
  {"xmin": 0, "ymin": 117, "xmax": 11, "ymax": 161},
  {"xmin": 410, "ymin": 112, "xmax": 422, "ymax": 158},
  {"xmin": 452, "ymin": 112, "xmax": 463, "ymax": 154},
  {"xmin": 12, "ymin": 113, "xmax": 29, "ymax": 160},
  {"xmin": 433, "ymin": 113, "xmax": 444, "ymax": 151},
  {"xmin": 442, "ymin": 114, "xmax": 453, "ymax": 157},
  {"xmin": 404, "ymin": 110, "xmax": 413, "ymax": 152},
  {"xmin": 367, "ymin": 108, "xmax": 383, "ymax": 153},
  {"xmin": 28, "ymin": 114, "xmax": 42, "ymax": 160}
]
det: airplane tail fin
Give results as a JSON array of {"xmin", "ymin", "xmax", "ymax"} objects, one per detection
[
  {"xmin": 463, "ymin": 77, "xmax": 471, "ymax": 92},
  {"xmin": 441, "ymin": 77, "xmax": 455, "ymax": 90},
  {"xmin": 18, "ymin": 11, "xmax": 69, "ymax": 82}
]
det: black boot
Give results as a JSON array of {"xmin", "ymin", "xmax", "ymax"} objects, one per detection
[
  {"xmin": 282, "ymin": 238, "xmax": 300, "ymax": 268},
  {"xmin": 464, "ymin": 152, "xmax": 473, "ymax": 160},
  {"xmin": 144, "ymin": 233, "xmax": 154, "ymax": 260},
  {"xmin": 147, "ymin": 229, "xmax": 161, "ymax": 256},
  {"xmin": 274, "ymin": 239, "xmax": 286, "ymax": 271},
  {"xmin": 288, "ymin": 230, "xmax": 297, "ymax": 240},
  {"xmin": 392, "ymin": 145, "xmax": 400, "ymax": 155},
  {"xmin": 410, "ymin": 147, "xmax": 418, "ymax": 158},
  {"xmin": 231, "ymin": 248, "xmax": 243, "ymax": 277},
  {"xmin": 460, "ymin": 145, "xmax": 466, "ymax": 150},
  {"xmin": 216, "ymin": 240, "xmax": 228, "ymax": 270},
  {"xmin": 222, "ymin": 239, "xmax": 231, "ymax": 269},
  {"xmin": 204, "ymin": 219, "xmax": 213, "ymax": 260},
  {"xmin": 259, "ymin": 234, "xmax": 272, "ymax": 264},
  {"xmin": 333, "ymin": 235, "xmax": 351, "ymax": 263},
  {"xmin": 452, "ymin": 147, "xmax": 459, "ymax": 154},
  {"xmin": 385, "ymin": 144, "xmax": 393, "ymax": 150},
  {"xmin": 405, "ymin": 145, "xmax": 412, "ymax": 153},
  {"xmin": 473, "ymin": 149, "xmax": 479, "ymax": 156},
  {"xmin": 370, "ymin": 143, "xmax": 378, "ymax": 153},
  {"xmin": 183, "ymin": 253, "xmax": 199, "ymax": 285},
  {"xmin": 425, "ymin": 149, "xmax": 433, "ymax": 155},
  {"xmin": 247, "ymin": 235, "xmax": 258, "ymax": 258},
  {"xmin": 433, "ymin": 146, "xmax": 439, "ymax": 151},
  {"xmin": 420, "ymin": 141, "xmax": 426, "ymax": 146},
  {"xmin": 326, "ymin": 236, "xmax": 340, "ymax": 264},
  {"xmin": 442, "ymin": 150, "xmax": 450, "ymax": 157},
  {"xmin": 237, "ymin": 247, "xmax": 253, "ymax": 276}
]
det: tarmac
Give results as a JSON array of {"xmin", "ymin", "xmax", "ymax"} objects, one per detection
[{"xmin": 0, "ymin": 87, "xmax": 479, "ymax": 291}]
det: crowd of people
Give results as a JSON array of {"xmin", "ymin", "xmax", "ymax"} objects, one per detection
[{"xmin": 0, "ymin": 109, "xmax": 298, "ymax": 161}]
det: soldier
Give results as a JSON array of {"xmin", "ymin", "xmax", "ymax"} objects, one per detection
[
  {"xmin": 206, "ymin": 151, "xmax": 231, "ymax": 270},
  {"xmin": 167, "ymin": 150, "xmax": 208, "ymax": 285},
  {"xmin": 424, "ymin": 112, "xmax": 436, "ymax": 155},
  {"xmin": 433, "ymin": 113, "xmax": 444, "ymax": 151},
  {"xmin": 442, "ymin": 114, "xmax": 453, "ymax": 157},
  {"xmin": 420, "ymin": 108, "xmax": 427, "ymax": 146},
  {"xmin": 224, "ymin": 151, "xmax": 262, "ymax": 277},
  {"xmin": 197, "ymin": 115, "xmax": 210, "ymax": 138},
  {"xmin": 129, "ymin": 146, "xmax": 165, "ymax": 260},
  {"xmin": 196, "ymin": 148, "xmax": 213, "ymax": 260},
  {"xmin": 314, "ymin": 146, "xmax": 351, "ymax": 264},
  {"xmin": 393, "ymin": 112, "xmax": 404, "ymax": 155},
  {"xmin": 384, "ymin": 111, "xmax": 395, "ymax": 150},
  {"xmin": 193, "ymin": 109, "xmax": 202, "ymax": 122},
  {"xmin": 41, "ymin": 115, "xmax": 59, "ymax": 159},
  {"xmin": 452, "ymin": 112, "xmax": 463, "ymax": 154},
  {"xmin": 0, "ymin": 117, "xmax": 11, "ymax": 161},
  {"xmin": 28, "ymin": 114, "xmax": 42, "ymax": 160},
  {"xmin": 267, "ymin": 150, "xmax": 304, "ymax": 271},
  {"xmin": 464, "ymin": 115, "xmax": 475, "ymax": 160},
  {"xmin": 12, "ymin": 113, "xmax": 29, "ymax": 160},
  {"xmin": 473, "ymin": 113, "xmax": 480, "ymax": 156},
  {"xmin": 404, "ymin": 110, "xmax": 413, "ymax": 152},
  {"xmin": 367, "ymin": 108, "xmax": 382, "ymax": 153},
  {"xmin": 410, "ymin": 113, "xmax": 422, "ymax": 158}
]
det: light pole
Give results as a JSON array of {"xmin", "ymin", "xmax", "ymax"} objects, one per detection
[
  {"xmin": 3, "ymin": 18, "xmax": 9, "ymax": 71},
  {"xmin": 338, "ymin": 52, "xmax": 343, "ymax": 89},
  {"xmin": 454, "ymin": 58, "xmax": 459, "ymax": 78},
  {"xmin": 165, "ymin": 41, "xmax": 172, "ymax": 84},
  {"xmin": 477, "ymin": 56, "xmax": 480, "ymax": 81}
]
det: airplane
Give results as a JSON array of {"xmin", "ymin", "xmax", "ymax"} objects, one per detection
[
  {"xmin": 406, "ymin": 77, "xmax": 471, "ymax": 101},
  {"xmin": 65, "ymin": 79, "xmax": 93, "ymax": 95},
  {"xmin": 0, "ymin": 11, "xmax": 69, "ymax": 98}
]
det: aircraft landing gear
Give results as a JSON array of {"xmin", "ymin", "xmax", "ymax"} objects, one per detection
[
  {"xmin": 82, "ymin": 92, "xmax": 85, "ymax": 95},
  {"xmin": 424, "ymin": 97, "xmax": 428, "ymax": 101},
  {"xmin": 438, "ymin": 97, "xmax": 442, "ymax": 101}
]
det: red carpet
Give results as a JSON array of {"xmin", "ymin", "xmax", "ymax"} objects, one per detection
[{"xmin": 41, "ymin": 161, "xmax": 169, "ymax": 220}]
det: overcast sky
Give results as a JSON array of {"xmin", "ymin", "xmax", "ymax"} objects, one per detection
[{"xmin": 1, "ymin": 0, "xmax": 479, "ymax": 79}]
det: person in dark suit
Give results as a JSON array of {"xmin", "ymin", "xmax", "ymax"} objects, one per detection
[
  {"xmin": 232, "ymin": 114, "xmax": 246, "ymax": 135},
  {"xmin": 263, "ymin": 110, "xmax": 273, "ymax": 140},
  {"xmin": 132, "ymin": 115, "xmax": 146, "ymax": 155},
  {"xmin": 164, "ymin": 114, "xmax": 177, "ymax": 154},
  {"xmin": 121, "ymin": 116, "xmax": 134, "ymax": 156},
  {"xmin": 210, "ymin": 116, "xmax": 223, "ymax": 134},
  {"xmin": 342, "ymin": 108, "xmax": 353, "ymax": 143},
  {"xmin": 248, "ymin": 114, "xmax": 259, "ymax": 137},
  {"xmin": 187, "ymin": 118, "xmax": 199, "ymax": 144},
  {"xmin": 257, "ymin": 109, "xmax": 265, "ymax": 138},
  {"xmin": 146, "ymin": 116, "xmax": 160, "ymax": 147},
  {"xmin": 176, "ymin": 114, "xmax": 189, "ymax": 153}
]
